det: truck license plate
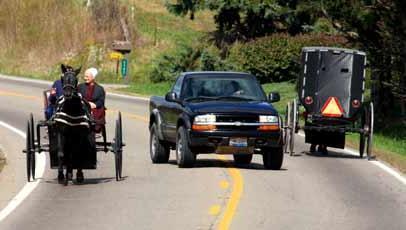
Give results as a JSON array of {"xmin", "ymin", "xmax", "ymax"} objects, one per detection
[{"xmin": 229, "ymin": 138, "xmax": 247, "ymax": 147}]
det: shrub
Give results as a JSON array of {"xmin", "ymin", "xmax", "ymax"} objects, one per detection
[
  {"xmin": 149, "ymin": 44, "xmax": 201, "ymax": 83},
  {"xmin": 227, "ymin": 34, "xmax": 348, "ymax": 83}
]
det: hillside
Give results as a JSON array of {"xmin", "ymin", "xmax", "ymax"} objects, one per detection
[{"xmin": 0, "ymin": 0, "xmax": 215, "ymax": 83}]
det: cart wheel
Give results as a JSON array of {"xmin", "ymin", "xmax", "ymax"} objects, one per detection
[
  {"xmin": 25, "ymin": 120, "xmax": 35, "ymax": 182},
  {"xmin": 366, "ymin": 102, "xmax": 374, "ymax": 160},
  {"xmin": 114, "ymin": 112, "xmax": 123, "ymax": 181},
  {"xmin": 283, "ymin": 103, "xmax": 290, "ymax": 154},
  {"xmin": 359, "ymin": 133, "xmax": 365, "ymax": 158},
  {"xmin": 293, "ymin": 99, "xmax": 299, "ymax": 134},
  {"xmin": 30, "ymin": 114, "xmax": 36, "ymax": 180},
  {"xmin": 289, "ymin": 100, "xmax": 296, "ymax": 156},
  {"xmin": 359, "ymin": 106, "xmax": 367, "ymax": 158}
]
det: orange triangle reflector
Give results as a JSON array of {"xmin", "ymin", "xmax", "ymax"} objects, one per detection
[{"xmin": 321, "ymin": 97, "xmax": 344, "ymax": 117}]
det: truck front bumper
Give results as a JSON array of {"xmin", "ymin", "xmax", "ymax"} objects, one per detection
[{"xmin": 188, "ymin": 130, "xmax": 282, "ymax": 154}]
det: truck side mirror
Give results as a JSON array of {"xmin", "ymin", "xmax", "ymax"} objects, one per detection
[
  {"xmin": 165, "ymin": 92, "xmax": 178, "ymax": 102},
  {"xmin": 268, "ymin": 92, "xmax": 280, "ymax": 103}
]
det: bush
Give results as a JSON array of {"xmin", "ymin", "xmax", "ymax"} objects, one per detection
[
  {"xmin": 149, "ymin": 44, "xmax": 201, "ymax": 83},
  {"xmin": 227, "ymin": 34, "xmax": 348, "ymax": 83}
]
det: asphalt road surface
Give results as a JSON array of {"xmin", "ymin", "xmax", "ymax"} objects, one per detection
[{"xmin": 0, "ymin": 76, "xmax": 405, "ymax": 230}]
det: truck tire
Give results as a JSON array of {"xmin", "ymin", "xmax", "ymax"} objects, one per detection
[
  {"xmin": 262, "ymin": 147, "xmax": 283, "ymax": 170},
  {"xmin": 233, "ymin": 154, "xmax": 253, "ymax": 165},
  {"xmin": 150, "ymin": 123, "xmax": 170, "ymax": 163},
  {"xmin": 176, "ymin": 126, "xmax": 196, "ymax": 168}
]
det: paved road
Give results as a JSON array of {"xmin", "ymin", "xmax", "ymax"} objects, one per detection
[{"xmin": 0, "ymin": 77, "xmax": 405, "ymax": 230}]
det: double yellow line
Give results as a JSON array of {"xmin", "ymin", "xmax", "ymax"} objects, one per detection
[{"xmin": 0, "ymin": 89, "xmax": 244, "ymax": 230}]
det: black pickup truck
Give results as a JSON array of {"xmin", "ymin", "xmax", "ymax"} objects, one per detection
[{"xmin": 149, "ymin": 72, "xmax": 283, "ymax": 169}]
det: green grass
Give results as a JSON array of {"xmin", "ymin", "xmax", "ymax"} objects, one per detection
[
  {"xmin": 262, "ymin": 81, "xmax": 296, "ymax": 115},
  {"xmin": 118, "ymin": 82, "xmax": 172, "ymax": 96}
]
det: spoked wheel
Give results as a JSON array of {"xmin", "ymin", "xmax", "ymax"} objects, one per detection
[
  {"xmin": 113, "ymin": 112, "xmax": 123, "ymax": 181},
  {"xmin": 289, "ymin": 99, "xmax": 297, "ymax": 156},
  {"xmin": 366, "ymin": 102, "xmax": 374, "ymax": 160},
  {"xmin": 283, "ymin": 103, "xmax": 291, "ymax": 154},
  {"xmin": 360, "ymin": 102, "xmax": 374, "ymax": 159},
  {"xmin": 30, "ymin": 114, "xmax": 36, "ymax": 180},
  {"xmin": 25, "ymin": 116, "xmax": 35, "ymax": 182},
  {"xmin": 359, "ymin": 106, "xmax": 367, "ymax": 158}
]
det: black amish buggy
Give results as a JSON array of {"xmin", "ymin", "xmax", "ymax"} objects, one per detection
[
  {"xmin": 23, "ymin": 69, "xmax": 124, "ymax": 185},
  {"xmin": 284, "ymin": 47, "xmax": 374, "ymax": 159}
]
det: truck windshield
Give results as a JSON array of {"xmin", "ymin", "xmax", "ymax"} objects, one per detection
[{"xmin": 182, "ymin": 75, "xmax": 267, "ymax": 101}]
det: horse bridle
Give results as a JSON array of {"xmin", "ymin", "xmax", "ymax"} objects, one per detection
[{"xmin": 61, "ymin": 71, "xmax": 78, "ymax": 91}]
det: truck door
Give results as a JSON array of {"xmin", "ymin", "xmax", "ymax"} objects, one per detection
[{"xmin": 161, "ymin": 76, "xmax": 184, "ymax": 142}]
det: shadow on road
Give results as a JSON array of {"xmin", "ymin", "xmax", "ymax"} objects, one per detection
[
  {"xmin": 303, "ymin": 149, "xmax": 363, "ymax": 159},
  {"xmin": 168, "ymin": 159, "xmax": 287, "ymax": 171},
  {"xmin": 45, "ymin": 176, "xmax": 118, "ymax": 185}
]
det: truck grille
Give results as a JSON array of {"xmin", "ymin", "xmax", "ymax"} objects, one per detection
[
  {"xmin": 216, "ymin": 115, "xmax": 259, "ymax": 131},
  {"xmin": 216, "ymin": 115, "xmax": 258, "ymax": 123}
]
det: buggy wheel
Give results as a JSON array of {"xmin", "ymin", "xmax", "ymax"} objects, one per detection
[
  {"xmin": 283, "ymin": 103, "xmax": 290, "ymax": 153},
  {"xmin": 114, "ymin": 112, "xmax": 123, "ymax": 181},
  {"xmin": 293, "ymin": 99, "xmax": 299, "ymax": 134},
  {"xmin": 359, "ymin": 106, "xmax": 368, "ymax": 158},
  {"xmin": 289, "ymin": 100, "xmax": 296, "ymax": 156},
  {"xmin": 30, "ymin": 114, "xmax": 36, "ymax": 180},
  {"xmin": 25, "ymin": 120, "xmax": 35, "ymax": 182},
  {"xmin": 359, "ymin": 134, "xmax": 365, "ymax": 158},
  {"xmin": 366, "ymin": 102, "xmax": 374, "ymax": 160}
]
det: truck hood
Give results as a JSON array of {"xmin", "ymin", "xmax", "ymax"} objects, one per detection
[{"xmin": 186, "ymin": 101, "xmax": 278, "ymax": 115}]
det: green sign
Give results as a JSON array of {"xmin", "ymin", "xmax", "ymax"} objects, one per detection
[{"xmin": 121, "ymin": 59, "xmax": 128, "ymax": 77}]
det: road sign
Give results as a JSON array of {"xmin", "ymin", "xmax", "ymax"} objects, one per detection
[
  {"xmin": 109, "ymin": 52, "xmax": 124, "ymax": 60},
  {"xmin": 121, "ymin": 59, "xmax": 128, "ymax": 77}
]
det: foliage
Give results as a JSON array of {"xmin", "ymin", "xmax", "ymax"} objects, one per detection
[
  {"xmin": 227, "ymin": 33, "xmax": 348, "ymax": 83},
  {"xmin": 149, "ymin": 44, "xmax": 202, "ymax": 82},
  {"xmin": 166, "ymin": 0, "xmax": 319, "ymax": 45}
]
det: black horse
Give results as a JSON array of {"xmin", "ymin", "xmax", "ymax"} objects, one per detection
[{"xmin": 54, "ymin": 64, "xmax": 96, "ymax": 185}]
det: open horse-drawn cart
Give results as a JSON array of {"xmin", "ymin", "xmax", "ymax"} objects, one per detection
[
  {"xmin": 284, "ymin": 47, "xmax": 374, "ymax": 159},
  {"xmin": 23, "ymin": 88, "xmax": 124, "ymax": 184}
]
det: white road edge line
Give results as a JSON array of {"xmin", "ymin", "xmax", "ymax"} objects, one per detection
[
  {"xmin": 0, "ymin": 121, "xmax": 46, "ymax": 222},
  {"xmin": 297, "ymin": 132, "xmax": 406, "ymax": 186}
]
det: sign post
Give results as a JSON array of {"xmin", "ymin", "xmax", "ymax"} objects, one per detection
[{"xmin": 121, "ymin": 58, "xmax": 128, "ymax": 78}]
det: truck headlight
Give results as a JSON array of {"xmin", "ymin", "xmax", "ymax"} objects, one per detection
[
  {"xmin": 193, "ymin": 114, "xmax": 216, "ymax": 131},
  {"xmin": 194, "ymin": 114, "xmax": 216, "ymax": 124},
  {"xmin": 259, "ymin": 115, "xmax": 278, "ymax": 123},
  {"xmin": 258, "ymin": 115, "xmax": 279, "ymax": 131}
]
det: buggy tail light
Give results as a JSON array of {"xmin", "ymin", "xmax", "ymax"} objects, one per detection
[
  {"xmin": 304, "ymin": 96, "xmax": 313, "ymax": 105},
  {"xmin": 321, "ymin": 97, "xmax": 344, "ymax": 117},
  {"xmin": 352, "ymin": 99, "xmax": 360, "ymax": 108}
]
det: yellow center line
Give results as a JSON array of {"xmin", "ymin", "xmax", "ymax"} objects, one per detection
[
  {"xmin": 217, "ymin": 155, "xmax": 244, "ymax": 230},
  {"xmin": 3, "ymin": 88, "xmax": 243, "ymax": 229},
  {"xmin": 219, "ymin": 180, "xmax": 229, "ymax": 190},
  {"xmin": 209, "ymin": 205, "xmax": 222, "ymax": 216}
]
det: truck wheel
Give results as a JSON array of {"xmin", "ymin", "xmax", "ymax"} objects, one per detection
[
  {"xmin": 262, "ymin": 147, "xmax": 283, "ymax": 170},
  {"xmin": 233, "ymin": 154, "xmax": 253, "ymax": 165},
  {"xmin": 176, "ymin": 126, "xmax": 196, "ymax": 168},
  {"xmin": 150, "ymin": 123, "xmax": 170, "ymax": 163}
]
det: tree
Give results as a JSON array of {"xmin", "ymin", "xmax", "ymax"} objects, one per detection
[{"xmin": 166, "ymin": 0, "xmax": 317, "ymax": 45}]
